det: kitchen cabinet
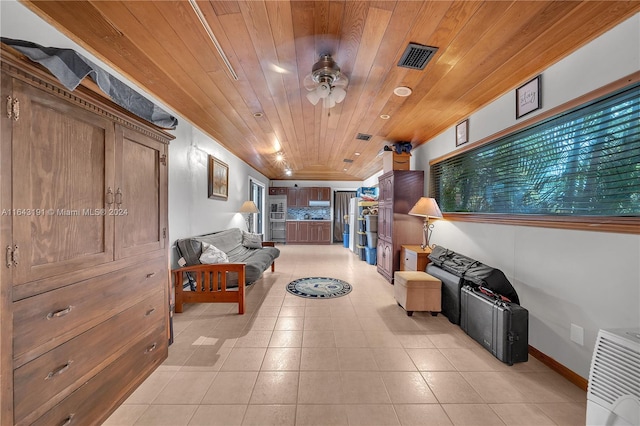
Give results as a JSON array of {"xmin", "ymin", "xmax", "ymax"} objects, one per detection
[
  {"xmin": 287, "ymin": 187, "xmax": 330, "ymax": 206},
  {"xmin": 268, "ymin": 187, "xmax": 288, "ymax": 196},
  {"xmin": 286, "ymin": 221, "xmax": 309, "ymax": 243},
  {"xmin": 309, "ymin": 221, "xmax": 331, "ymax": 244},
  {"xmin": 1, "ymin": 48, "xmax": 171, "ymax": 425},
  {"xmin": 287, "ymin": 221, "xmax": 330, "ymax": 244},
  {"xmin": 377, "ymin": 170, "xmax": 424, "ymax": 283},
  {"xmin": 287, "ymin": 187, "xmax": 310, "ymax": 207},
  {"xmin": 309, "ymin": 187, "xmax": 331, "ymax": 202}
]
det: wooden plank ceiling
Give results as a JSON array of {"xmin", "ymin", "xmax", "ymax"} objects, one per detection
[{"xmin": 21, "ymin": 1, "xmax": 639, "ymax": 181}]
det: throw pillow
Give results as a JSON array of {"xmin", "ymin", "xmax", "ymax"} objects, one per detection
[
  {"xmin": 199, "ymin": 242, "xmax": 229, "ymax": 264},
  {"xmin": 242, "ymin": 231, "xmax": 263, "ymax": 249}
]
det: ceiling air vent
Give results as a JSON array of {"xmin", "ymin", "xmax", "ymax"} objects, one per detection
[
  {"xmin": 356, "ymin": 133, "xmax": 372, "ymax": 141},
  {"xmin": 398, "ymin": 43, "xmax": 438, "ymax": 70},
  {"xmin": 343, "ymin": 158, "xmax": 354, "ymax": 163}
]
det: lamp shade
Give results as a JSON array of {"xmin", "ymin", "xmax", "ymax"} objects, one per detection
[
  {"xmin": 239, "ymin": 200, "xmax": 259, "ymax": 214},
  {"xmin": 408, "ymin": 197, "xmax": 442, "ymax": 218}
]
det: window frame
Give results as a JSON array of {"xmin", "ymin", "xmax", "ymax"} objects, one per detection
[{"xmin": 429, "ymin": 72, "xmax": 640, "ymax": 235}]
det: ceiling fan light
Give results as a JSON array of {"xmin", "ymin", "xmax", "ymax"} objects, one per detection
[
  {"xmin": 332, "ymin": 87, "xmax": 346, "ymax": 103},
  {"xmin": 306, "ymin": 90, "xmax": 321, "ymax": 105},
  {"xmin": 317, "ymin": 82, "xmax": 331, "ymax": 98},
  {"xmin": 324, "ymin": 95, "xmax": 336, "ymax": 109}
]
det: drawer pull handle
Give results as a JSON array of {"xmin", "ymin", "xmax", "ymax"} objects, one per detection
[
  {"xmin": 146, "ymin": 272, "xmax": 156, "ymax": 279},
  {"xmin": 45, "ymin": 360, "xmax": 73, "ymax": 380},
  {"xmin": 60, "ymin": 413, "xmax": 74, "ymax": 426},
  {"xmin": 47, "ymin": 306, "xmax": 73, "ymax": 319},
  {"xmin": 145, "ymin": 343, "xmax": 157, "ymax": 354},
  {"xmin": 145, "ymin": 307, "xmax": 156, "ymax": 316}
]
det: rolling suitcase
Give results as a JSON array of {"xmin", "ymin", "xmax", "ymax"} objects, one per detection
[{"xmin": 460, "ymin": 284, "xmax": 528, "ymax": 365}]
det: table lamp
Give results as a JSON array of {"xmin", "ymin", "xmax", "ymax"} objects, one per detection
[{"xmin": 408, "ymin": 197, "xmax": 443, "ymax": 250}]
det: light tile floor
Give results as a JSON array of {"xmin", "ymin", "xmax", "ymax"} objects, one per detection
[{"xmin": 105, "ymin": 244, "xmax": 586, "ymax": 426}]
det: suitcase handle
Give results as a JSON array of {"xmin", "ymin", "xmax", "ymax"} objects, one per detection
[{"xmin": 479, "ymin": 286, "xmax": 511, "ymax": 303}]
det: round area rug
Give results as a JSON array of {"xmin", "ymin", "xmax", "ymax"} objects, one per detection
[{"xmin": 287, "ymin": 277, "xmax": 352, "ymax": 299}]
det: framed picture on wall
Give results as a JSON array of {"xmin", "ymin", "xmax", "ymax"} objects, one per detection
[
  {"xmin": 208, "ymin": 155, "xmax": 229, "ymax": 200},
  {"xmin": 516, "ymin": 75, "xmax": 541, "ymax": 119},
  {"xmin": 456, "ymin": 119, "xmax": 469, "ymax": 146}
]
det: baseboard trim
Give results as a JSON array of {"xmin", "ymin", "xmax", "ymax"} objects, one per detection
[{"xmin": 529, "ymin": 345, "xmax": 588, "ymax": 391}]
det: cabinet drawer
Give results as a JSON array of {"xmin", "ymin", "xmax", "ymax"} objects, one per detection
[
  {"xmin": 403, "ymin": 249, "xmax": 417, "ymax": 271},
  {"xmin": 28, "ymin": 326, "xmax": 167, "ymax": 426},
  {"xmin": 14, "ymin": 289, "xmax": 166, "ymax": 424},
  {"xmin": 13, "ymin": 257, "xmax": 166, "ymax": 365}
]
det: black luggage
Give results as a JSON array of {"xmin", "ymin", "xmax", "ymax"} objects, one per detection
[
  {"xmin": 429, "ymin": 245, "xmax": 520, "ymax": 305},
  {"xmin": 460, "ymin": 284, "xmax": 528, "ymax": 365},
  {"xmin": 426, "ymin": 264, "xmax": 464, "ymax": 325}
]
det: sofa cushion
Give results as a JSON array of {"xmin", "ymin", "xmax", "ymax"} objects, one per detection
[
  {"xmin": 199, "ymin": 242, "xmax": 229, "ymax": 264},
  {"xmin": 242, "ymin": 231, "xmax": 263, "ymax": 249}
]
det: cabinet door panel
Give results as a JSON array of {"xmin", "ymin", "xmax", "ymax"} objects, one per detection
[
  {"xmin": 298, "ymin": 188, "xmax": 310, "ymax": 207},
  {"xmin": 297, "ymin": 222, "xmax": 310, "ymax": 242},
  {"xmin": 377, "ymin": 240, "xmax": 393, "ymax": 281},
  {"xmin": 320, "ymin": 187, "xmax": 331, "ymax": 201},
  {"xmin": 11, "ymin": 80, "xmax": 115, "ymax": 286},
  {"xmin": 379, "ymin": 204, "xmax": 393, "ymax": 240},
  {"xmin": 286, "ymin": 222, "xmax": 298, "ymax": 242},
  {"xmin": 115, "ymin": 126, "xmax": 166, "ymax": 259}
]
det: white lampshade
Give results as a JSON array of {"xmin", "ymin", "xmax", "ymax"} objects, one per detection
[
  {"xmin": 306, "ymin": 90, "xmax": 321, "ymax": 105},
  {"xmin": 323, "ymin": 95, "xmax": 336, "ymax": 109},
  {"xmin": 239, "ymin": 200, "xmax": 259, "ymax": 214},
  {"xmin": 408, "ymin": 197, "xmax": 442, "ymax": 218},
  {"xmin": 332, "ymin": 86, "xmax": 346, "ymax": 103},
  {"xmin": 408, "ymin": 197, "xmax": 442, "ymax": 250}
]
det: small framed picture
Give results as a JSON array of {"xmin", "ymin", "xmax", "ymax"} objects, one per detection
[
  {"xmin": 456, "ymin": 119, "xmax": 468, "ymax": 146},
  {"xmin": 208, "ymin": 155, "xmax": 229, "ymax": 200},
  {"xmin": 516, "ymin": 75, "xmax": 541, "ymax": 119}
]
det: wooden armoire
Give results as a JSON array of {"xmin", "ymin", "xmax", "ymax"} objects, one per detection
[
  {"xmin": 376, "ymin": 170, "xmax": 425, "ymax": 283},
  {"xmin": 1, "ymin": 47, "xmax": 172, "ymax": 425}
]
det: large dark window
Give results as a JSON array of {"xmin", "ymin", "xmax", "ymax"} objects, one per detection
[{"xmin": 431, "ymin": 83, "xmax": 639, "ymax": 217}]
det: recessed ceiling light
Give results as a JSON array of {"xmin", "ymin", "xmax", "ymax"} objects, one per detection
[
  {"xmin": 393, "ymin": 86, "xmax": 412, "ymax": 97},
  {"xmin": 343, "ymin": 168, "xmax": 347, "ymax": 171},
  {"xmin": 285, "ymin": 169, "xmax": 292, "ymax": 176},
  {"xmin": 253, "ymin": 112, "xmax": 264, "ymax": 117},
  {"xmin": 354, "ymin": 152, "xmax": 361, "ymax": 156},
  {"xmin": 275, "ymin": 152, "xmax": 284, "ymax": 162},
  {"xmin": 380, "ymin": 114, "xmax": 390, "ymax": 120}
]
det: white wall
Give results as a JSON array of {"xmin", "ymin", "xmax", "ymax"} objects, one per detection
[
  {"xmin": 1, "ymin": 0, "xmax": 270, "ymax": 266},
  {"xmin": 412, "ymin": 14, "xmax": 640, "ymax": 378}
]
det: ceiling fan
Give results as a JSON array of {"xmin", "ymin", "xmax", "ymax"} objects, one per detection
[{"xmin": 303, "ymin": 54, "xmax": 348, "ymax": 110}]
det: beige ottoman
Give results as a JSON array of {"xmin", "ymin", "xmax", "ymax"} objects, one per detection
[{"xmin": 394, "ymin": 271, "xmax": 442, "ymax": 317}]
